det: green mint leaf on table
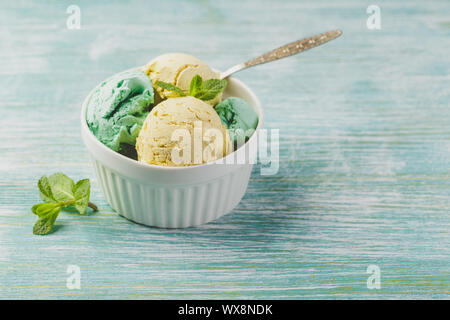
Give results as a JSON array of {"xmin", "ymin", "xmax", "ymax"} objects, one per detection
[
  {"xmin": 38, "ymin": 176, "xmax": 56, "ymax": 203},
  {"xmin": 156, "ymin": 81, "xmax": 186, "ymax": 97},
  {"xmin": 32, "ymin": 173, "xmax": 98, "ymax": 235},
  {"xmin": 73, "ymin": 179, "xmax": 90, "ymax": 214},
  {"xmin": 48, "ymin": 173, "xmax": 75, "ymax": 203},
  {"xmin": 32, "ymin": 202, "xmax": 61, "ymax": 217},
  {"xmin": 33, "ymin": 206, "xmax": 61, "ymax": 235}
]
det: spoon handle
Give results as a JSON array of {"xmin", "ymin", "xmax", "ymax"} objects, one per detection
[{"xmin": 220, "ymin": 29, "xmax": 342, "ymax": 79}]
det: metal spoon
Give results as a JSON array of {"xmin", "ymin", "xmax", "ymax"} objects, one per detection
[{"xmin": 220, "ymin": 29, "xmax": 342, "ymax": 79}]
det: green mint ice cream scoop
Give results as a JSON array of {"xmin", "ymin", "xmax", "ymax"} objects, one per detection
[
  {"xmin": 214, "ymin": 97, "xmax": 258, "ymax": 148},
  {"xmin": 86, "ymin": 70, "xmax": 154, "ymax": 154}
]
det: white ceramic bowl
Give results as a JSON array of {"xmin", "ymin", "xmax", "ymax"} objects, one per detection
[{"xmin": 81, "ymin": 70, "xmax": 263, "ymax": 228}]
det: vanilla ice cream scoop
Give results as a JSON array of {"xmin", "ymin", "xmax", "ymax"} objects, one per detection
[
  {"xmin": 144, "ymin": 53, "xmax": 221, "ymax": 105},
  {"xmin": 136, "ymin": 96, "xmax": 232, "ymax": 166}
]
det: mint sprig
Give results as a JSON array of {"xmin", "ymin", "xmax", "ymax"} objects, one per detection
[
  {"xmin": 156, "ymin": 75, "xmax": 227, "ymax": 101},
  {"xmin": 32, "ymin": 173, "xmax": 98, "ymax": 235}
]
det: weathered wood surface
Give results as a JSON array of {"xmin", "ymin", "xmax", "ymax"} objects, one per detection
[{"xmin": 0, "ymin": 0, "xmax": 449, "ymax": 299}]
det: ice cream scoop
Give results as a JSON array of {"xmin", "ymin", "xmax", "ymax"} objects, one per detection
[
  {"xmin": 86, "ymin": 70, "xmax": 154, "ymax": 153},
  {"xmin": 214, "ymin": 97, "xmax": 259, "ymax": 147},
  {"xmin": 136, "ymin": 96, "xmax": 232, "ymax": 166},
  {"xmin": 144, "ymin": 53, "xmax": 221, "ymax": 105}
]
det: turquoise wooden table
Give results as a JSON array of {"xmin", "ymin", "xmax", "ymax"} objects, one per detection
[{"xmin": 1, "ymin": 0, "xmax": 449, "ymax": 299}]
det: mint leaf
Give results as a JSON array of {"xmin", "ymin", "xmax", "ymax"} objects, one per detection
[
  {"xmin": 156, "ymin": 81, "xmax": 186, "ymax": 97},
  {"xmin": 33, "ymin": 206, "xmax": 61, "ymax": 235},
  {"xmin": 38, "ymin": 176, "xmax": 56, "ymax": 203},
  {"xmin": 188, "ymin": 76, "xmax": 227, "ymax": 101},
  {"xmin": 189, "ymin": 75, "xmax": 203, "ymax": 97},
  {"xmin": 73, "ymin": 179, "xmax": 90, "ymax": 214},
  {"xmin": 48, "ymin": 173, "xmax": 75, "ymax": 203},
  {"xmin": 203, "ymin": 78, "xmax": 227, "ymax": 91},
  {"xmin": 195, "ymin": 79, "xmax": 227, "ymax": 101},
  {"xmin": 31, "ymin": 202, "xmax": 62, "ymax": 217}
]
